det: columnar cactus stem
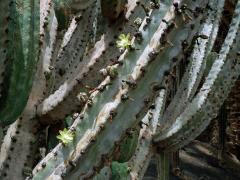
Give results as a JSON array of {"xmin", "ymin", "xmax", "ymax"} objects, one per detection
[
  {"xmin": 31, "ymin": 1, "xmax": 208, "ymax": 179},
  {"xmin": 37, "ymin": 36, "xmax": 108, "ymax": 120},
  {"xmin": 153, "ymin": 0, "xmax": 240, "ymax": 151},
  {"xmin": 36, "ymin": 0, "xmax": 140, "ymax": 118},
  {"xmin": 206, "ymin": 0, "xmax": 225, "ymax": 55},
  {"xmin": 31, "ymin": 0, "xmax": 178, "ymax": 176},
  {"xmin": 160, "ymin": 0, "xmax": 224, "ymax": 126},
  {"xmin": 128, "ymin": 89, "xmax": 167, "ymax": 180},
  {"xmin": 0, "ymin": 1, "xmax": 58, "ymax": 179},
  {"xmin": 36, "ymin": 0, "xmax": 171, "ymax": 121},
  {"xmin": 0, "ymin": 0, "xmax": 40, "ymax": 127},
  {"xmin": 0, "ymin": 0, "xmax": 238, "ymax": 179},
  {"xmin": 156, "ymin": 152, "xmax": 170, "ymax": 180},
  {"xmin": 53, "ymin": 1, "xmax": 99, "ymax": 87},
  {"xmin": 0, "ymin": 0, "xmax": 10, "ymax": 100},
  {"xmin": 37, "ymin": 0, "xmax": 58, "ymax": 98},
  {"xmin": 0, "ymin": 115, "xmax": 38, "ymax": 179}
]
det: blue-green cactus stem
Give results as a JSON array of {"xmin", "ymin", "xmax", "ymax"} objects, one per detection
[
  {"xmin": 31, "ymin": 0, "xmax": 208, "ymax": 179},
  {"xmin": 36, "ymin": 0, "xmax": 167, "ymax": 122},
  {"xmin": 160, "ymin": 0, "xmax": 224, "ymax": 128},
  {"xmin": 64, "ymin": 2, "xmax": 206, "ymax": 178},
  {"xmin": 53, "ymin": 2, "xmax": 98, "ymax": 88},
  {"xmin": 93, "ymin": 166, "xmax": 111, "ymax": 180},
  {"xmin": 0, "ymin": 116, "xmax": 38, "ymax": 179},
  {"xmin": 35, "ymin": 1, "xmax": 208, "ymax": 179},
  {"xmin": 0, "ymin": 0, "xmax": 40, "ymax": 126},
  {"xmin": 32, "ymin": 0, "xmax": 177, "ymax": 178},
  {"xmin": 153, "ymin": 0, "xmax": 240, "ymax": 151},
  {"xmin": 0, "ymin": 1, "xmax": 57, "ymax": 179},
  {"xmin": 128, "ymin": 89, "xmax": 167, "ymax": 179},
  {"xmin": 116, "ymin": 127, "xmax": 139, "ymax": 163},
  {"xmin": 38, "ymin": 0, "xmax": 58, "ymax": 99},
  {"xmin": 0, "ymin": 0, "xmax": 11, "ymax": 100}
]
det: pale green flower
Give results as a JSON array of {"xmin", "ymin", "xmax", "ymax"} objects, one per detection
[
  {"xmin": 57, "ymin": 128, "xmax": 74, "ymax": 145},
  {"xmin": 116, "ymin": 33, "xmax": 132, "ymax": 50}
]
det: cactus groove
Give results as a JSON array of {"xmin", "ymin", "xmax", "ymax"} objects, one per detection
[{"xmin": 0, "ymin": 0, "xmax": 239, "ymax": 179}]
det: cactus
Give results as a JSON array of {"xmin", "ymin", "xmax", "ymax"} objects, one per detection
[
  {"xmin": 0, "ymin": 0, "xmax": 39, "ymax": 127},
  {"xmin": 35, "ymin": 0, "xmax": 154, "ymax": 122},
  {"xmin": 0, "ymin": 0, "xmax": 239, "ymax": 179},
  {"xmin": 32, "ymin": 0, "xmax": 209, "ymax": 178},
  {"xmin": 153, "ymin": 0, "xmax": 240, "ymax": 151},
  {"xmin": 159, "ymin": 0, "xmax": 225, "ymax": 129},
  {"xmin": 128, "ymin": 88, "xmax": 167, "ymax": 179}
]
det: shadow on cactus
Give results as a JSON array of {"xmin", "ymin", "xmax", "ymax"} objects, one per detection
[{"xmin": 0, "ymin": 0, "xmax": 240, "ymax": 180}]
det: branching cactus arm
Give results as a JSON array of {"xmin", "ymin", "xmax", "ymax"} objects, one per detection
[
  {"xmin": 0, "ymin": 1, "xmax": 58, "ymax": 179},
  {"xmin": 0, "ymin": 0, "xmax": 238, "ymax": 179},
  {"xmin": 36, "ymin": 0, "xmax": 150, "ymax": 121},
  {"xmin": 32, "ymin": 1, "xmax": 179, "ymax": 178},
  {"xmin": 36, "ymin": 0, "xmax": 58, "ymax": 100},
  {"xmin": 52, "ymin": 2, "xmax": 99, "ymax": 88},
  {"xmin": 160, "ymin": 0, "xmax": 225, "ymax": 126},
  {"xmin": 128, "ymin": 89, "xmax": 167, "ymax": 180},
  {"xmin": 31, "ymin": 1, "xmax": 209, "ymax": 179},
  {"xmin": 206, "ymin": 0, "xmax": 225, "ymax": 55},
  {"xmin": 153, "ymin": 0, "xmax": 240, "ymax": 151},
  {"xmin": 0, "ymin": 114, "xmax": 39, "ymax": 179}
]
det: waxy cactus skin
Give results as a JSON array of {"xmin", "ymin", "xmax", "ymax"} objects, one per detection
[{"xmin": 0, "ymin": 0, "xmax": 239, "ymax": 179}]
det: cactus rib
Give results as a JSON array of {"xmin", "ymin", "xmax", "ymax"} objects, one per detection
[
  {"xmin": 0, "ymin": 0, "xmax": 238, "ymax": 179},
  {"xmin": 36, "ymin": 0, "xmax": 148, "ymax": 121},
  {"xmin": 160, "ymin": 0, "xmax": 224, "ymax": 127},
  {"xmin": 128, "ymin": 89, "xmax": 167, "ymax": 180},
  {"xmin": 53, "ymin": 2, "xmax": 98, "ymax": 88},
  {"xmin": 34, "ymin": 1, "xmax": 208, "ymax": 179},
  {"xmin": 38, "ymin": 0, "xmax": 58, "ymax": 98},
  {"xmin": 32, "ymin": 0, "xmax": 181, "ymax": 178},
  {"xmin": 153, "ymin": 0, "xmax": 240, "ymax": 151},
  {"xmin": 0, "ymin": 0, "xmax": 39, "ymax": 127}
]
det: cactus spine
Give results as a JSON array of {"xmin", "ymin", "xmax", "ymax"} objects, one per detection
[
  {"xmin": 0, "ymin": 0, "xmax": 239, "ymax": 179},
  {"xmin": 153, "ymin": 0, "xmax": 240, "ymax": 151}
]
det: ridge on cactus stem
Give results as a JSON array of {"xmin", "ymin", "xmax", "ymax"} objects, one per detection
[
  {"xmin": 56, "ymin": 128, "xmax": 75, "ymax": 145},
  {"xmin": 1, "ymin": 0, "xmax": 240, "ymax": 179}
]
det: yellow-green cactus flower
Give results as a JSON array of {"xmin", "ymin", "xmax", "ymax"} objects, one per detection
[
  {"xmin": 57, "ymin": 128, "xmax": 75, "ymax": 145},
  {"xmin": 116, "ymin": 33, "xmax": 132, "ymax": 50}
]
